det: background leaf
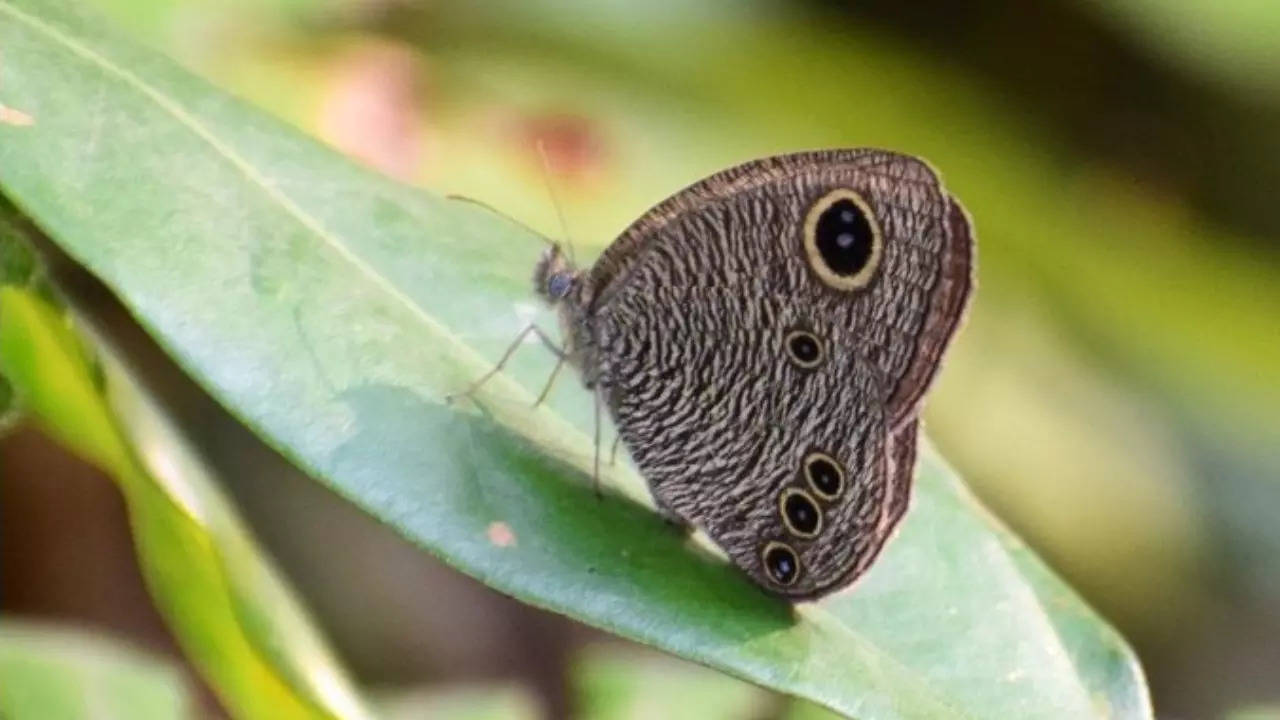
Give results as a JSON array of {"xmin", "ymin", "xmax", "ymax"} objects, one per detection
[
  {"xmin": 0, "ymin": 200, "xmax": 37, "ymax": 424},
  {"xmin": 0, "ymin": 1, "xmax": 1149, "ymax": 718},
  {"xmin": 1073, "ymin": 0, "xmax": 1280, "ymax": 99},
  {"xmin": 567, "ymin": 644, "xmax": 859, "ymax": 720},
  {"xmin": 0, "ymin": 619, "xmax": 191, "ymax": 720},
  {"xmin": 0, "ymin": 282, "xmax": 372, "ymax": 720},
  {"xmin": 572, "ymin": 645, "xmax": 769, "ymax": 720}
]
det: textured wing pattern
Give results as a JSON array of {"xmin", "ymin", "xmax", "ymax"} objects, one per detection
[
  {"xmin": 598, "ymin": 284, "xmax": 890, "ymax": 598},
  {"xmin": 581, "ymin": 149, "xmax": 972, "ymax": 598},
  {"xmin": 587, "ymin": 150, "xmax": 973, "ymax": 425}
]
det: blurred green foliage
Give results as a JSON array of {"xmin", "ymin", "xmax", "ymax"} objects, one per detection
[
  {"xmin": 1077, "ymin": 0, "xmax": 1280, "ymax": 98},
  {"xmin": 0, "ymin": 620, "xmax": 192, "ymax": 720},
  {"xmin": 2, "ymin": 0, "xmax": 1278, "ymax": 717},
  {"xmin": 0, "ymin": 2, "xmax": 1147, "ymax": 717},
  {"xmin": 573, "ymin": 647, "xmax": 772, "ymax": 720},
  {"xmin": 0, "ymin": 277, "xmax": 371, "ymax": 719},
  {"xmin": 0, "ymin": 202, "xmax": 35, "ymax": 424},
  {"xmin": 130, "ymin": 0, "xmax": 1279, "ymax": 643}
]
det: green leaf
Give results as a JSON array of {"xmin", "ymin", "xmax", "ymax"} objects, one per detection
[
  {"xmin": 0, "ymin": 369, "xmax": 14, "ymax": 424},
  {"xmin": 572, "ymin": 645, "xmax": 770, "ymax": 720},
  {"xmin": 0, "ymin": 197, "xmax": 38, "ymax": 424},
  {"xmin": 0, "ymin": 199, "xmax": 37, "ymax": 287},
  {"xmin": 1073, "ymin": 0, "xmax": 1280, "ymax": 99},
  {"xmin": 0, "ymin": 286, "xmax": 372, "ymax": 720},
  {"xmin": 567, "ymin": 645, "xmax": 850, "ymax": 720},
  {"xmin": 0, "ymin": 2, "xmax": 1150, "ymax": 718},
  {"xmin": 0, "ymin": 619, "xmax": 191, "ymax": 720}
]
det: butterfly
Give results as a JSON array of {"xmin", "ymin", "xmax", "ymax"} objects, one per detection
[{"xmin": 474, "ymin": 149, "xmax": 973, "ymax": 599}]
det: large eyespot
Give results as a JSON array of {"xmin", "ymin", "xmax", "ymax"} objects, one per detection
[
  {"xmin": 784, "ymin": 329, "xmax": 824, "ymax": 369},
  {"xmin": 804, "ymin": 451, "xmax": 845, "ymax": 500},
  {"xmin": 762, "ymin": 541, "xmax": 801, "ymax": 586},
  {"xmin": 779, "ymin": 488, "xmax": 823, "ymax": 538},
  {"xmin": 801, "ymin": 189, "xmax": 883, "ymax": 291}
]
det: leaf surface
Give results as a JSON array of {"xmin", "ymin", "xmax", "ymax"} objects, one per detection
[{"xmin": 0, "ymin": 2, "xmax": 1150, "ymax": 717}]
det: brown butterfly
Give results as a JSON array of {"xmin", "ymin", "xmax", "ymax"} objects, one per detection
[{"xmin": 478, "ymin": 149, "xmax": 973, "ymax": 599}]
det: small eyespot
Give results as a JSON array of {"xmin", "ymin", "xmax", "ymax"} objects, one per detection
[
  {"xmin": 804, "ymin": 452, "xmax": 845, "ymax": 500},
  {"xmin": 547, "ymin": 273, "xmax": 572, "ymax": 299},
  {"xmin": 762, "ymin": 541, "xmax": 801, "ymax": 586},
  {"xmin": 784, "ymin": 329, "xmax": 824, "ymax": 369},
  {"xmin": 801, "ymin": 189, "xmax": 883, "ymax": 291},
  {"xmin": 779, "ymin": 488, "xmax": 823, "ymax": 538}
]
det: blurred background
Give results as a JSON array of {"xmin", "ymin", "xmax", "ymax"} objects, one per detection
[{"xmin": 2, "ymin": 0, "xmax": 1278, "ymax": 717}]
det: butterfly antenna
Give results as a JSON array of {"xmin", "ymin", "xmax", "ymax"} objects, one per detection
[
  {"xmin": 446, "ymin": 194, "xmax": 557, "ymax": 249},
  {"xmin": 536, "ymin": 139, "xmax": 576, "ymax": 263}
]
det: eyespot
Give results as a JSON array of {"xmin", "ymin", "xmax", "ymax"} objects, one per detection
[
  {"xmin": 801, "ymin": 189, "xmax": 883, "ymax": 291},
  {"xmin": 546, "ymin": 273, "xmax": 572, "ymax": 299},
  {"xmin": 784, "ymin": 329, "xmax": 824, "ymax": 369},
  {"xmin": 762, "ymin": 541, "xmax": 801, "ymax": 586},
  {"xmin": 779, "ymin": 488, "xmax": 823, "ymax": 538},
  {"xmin": 804, "ymin": 452, "xmax": 845, "ymax": 500}
]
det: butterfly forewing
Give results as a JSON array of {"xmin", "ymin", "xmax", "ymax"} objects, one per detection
[{"xmin": 585, "ymin": 150, "xmax": 971, "ymax": 426}]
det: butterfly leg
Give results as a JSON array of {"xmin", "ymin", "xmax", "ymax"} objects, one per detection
[
  {"xmin": 531, "ymin": 351, "xmax": 566, "ymax": 407},
  {"xmin": 652, "ymin": 496, "xmax": 693, "ymax": 536},
  {"xmin": 592, "ymin": 389, "xmax": 603, "ymax": 500},
  {"xmin": 445, "ymin": 324, "xmax": 564, "ymax": 404},
  {"xmin": 607, "ymin": 433, "xmax": 622, "ymax": 466}
]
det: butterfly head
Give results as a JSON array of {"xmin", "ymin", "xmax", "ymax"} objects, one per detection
[{"xmin": 533, "ymin": 245, "xmax": 579, "ymax": 304}]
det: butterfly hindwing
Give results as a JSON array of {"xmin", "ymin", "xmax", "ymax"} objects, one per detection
[
  {"xmin": 564, "ymin": 149, "xmax": 970, "ymax": 598},
  {"xmin": 597, "ymin": 284, "xmax": 891, "ymax": 598}
]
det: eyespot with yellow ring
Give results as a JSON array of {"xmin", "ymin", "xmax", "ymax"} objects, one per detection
[
  {"xmin": 784, "ymin": 329, "xmax": 824, "ymax": 369},
  {"xmin": 801, "ymin": 188, "xmax": 883, "ymax": 291},
  {"xmin": 778, "ymin": 487, "xmax": 823, "ymax": 538},
  {"xmin": 761, "ymin": 541, "xmax": 801, "ymax": 586},
  {"xmin": 803, "ymin": 451, "xmax": 846, "ymax": 500}
]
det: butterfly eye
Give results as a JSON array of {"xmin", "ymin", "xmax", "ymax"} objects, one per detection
[
  {"xmin": 778, "ymin": 488, "xmax": 823, "ymax": 538},
  {"xmin": 761, "ymin": 541, "xmax": 801, "ymax": 586},
  {"xmin": 784, "ymin": 329, "xmax": 824, "ymax": 369},
  {"xmin": 801, "ymin": 188, "xmax": 883, "ymax": 291},
  {"xmin": 803, "ymin": 452, "xmax": 845, "ymax": 500},
  {"xmin": 546, "ymin": 273, "xmax": 573, "ymax": 299}
]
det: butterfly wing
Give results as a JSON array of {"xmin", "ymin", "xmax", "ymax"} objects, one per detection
[
  {"xmin": 596, "ymin": 284, "xmax": 892, "ymax": 598},
  {"xmin": 586, "ymin": 150, "xmax": 973, "ymax": 426},
  {"xmin": 583, "ymin": 150, "xmax": 969, "ymax": 598}
]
